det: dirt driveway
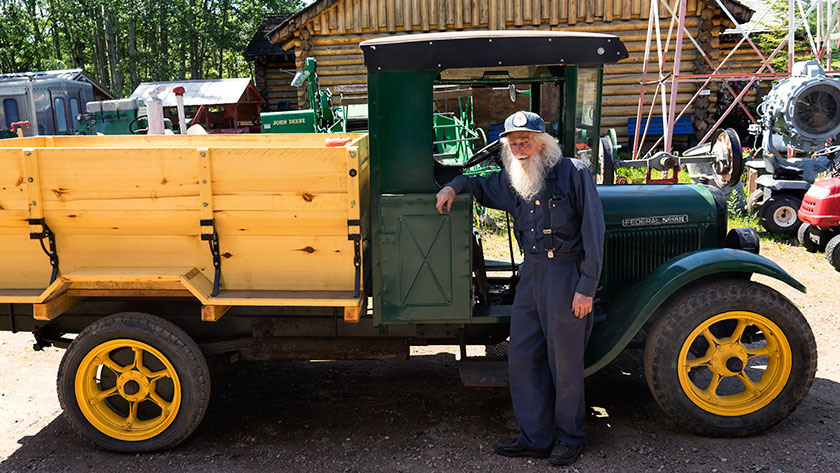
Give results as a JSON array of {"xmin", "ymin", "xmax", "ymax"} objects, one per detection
[{"xmin": 1, "ymin": 243, "xmax": 838, "ymax": 473}]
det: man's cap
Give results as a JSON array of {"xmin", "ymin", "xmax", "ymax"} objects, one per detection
[{"xmin": 500, "ymin": 111, "xmax": 545, "ymax": 136}]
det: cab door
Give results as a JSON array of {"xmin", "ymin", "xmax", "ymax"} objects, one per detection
[{"xmin": 376, "ymin": 194, "xmax": 472, "ymax": 323}]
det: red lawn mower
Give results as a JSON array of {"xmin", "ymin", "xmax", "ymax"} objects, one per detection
[{"xmin": 797, "ymin": 173, "xmax": 840, "ymax": 271}]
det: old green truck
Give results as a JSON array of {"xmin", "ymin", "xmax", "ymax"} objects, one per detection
[{"xmin": 0, "ymin": 31, "xmax": 815, "ymax": 452}]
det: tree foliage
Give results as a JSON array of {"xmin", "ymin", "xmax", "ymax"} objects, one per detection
[{"xmin": 0, "ymin": 0, "xmax": 302, "ymax": 97}]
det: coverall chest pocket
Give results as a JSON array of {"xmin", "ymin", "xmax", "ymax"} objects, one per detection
[{"xmin": 548, "ymin": 194, "xmax": 575, "ymax": 232}]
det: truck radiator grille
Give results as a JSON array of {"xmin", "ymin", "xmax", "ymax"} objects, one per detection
[{"xmin": 602, "ymin": 228, "xmax": 701, "ymax": 286}]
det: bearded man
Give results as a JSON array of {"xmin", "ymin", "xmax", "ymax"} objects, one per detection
[{"xmin": 435, "ymin": 111, "xmax": 604, "ymax": 466}]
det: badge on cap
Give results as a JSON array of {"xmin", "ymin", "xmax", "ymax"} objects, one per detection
[{"xmin": 512, "ymin": 112, "xmax": 528, "ymax": 127}]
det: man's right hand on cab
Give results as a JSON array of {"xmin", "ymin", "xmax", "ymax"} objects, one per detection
[{"xmin": 435, "ymin": 186, "xmax": 456, "ymax": 214}]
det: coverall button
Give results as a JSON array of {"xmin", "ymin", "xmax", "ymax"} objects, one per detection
[
  {"xmin": 530, "ymin": 228, "xmax": 535, "ymax": 232},
  {"xmin": 536, "ymin": 200, "xmax": 541, "ymax": 205}
]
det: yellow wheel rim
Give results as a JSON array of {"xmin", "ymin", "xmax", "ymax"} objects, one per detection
[
  {"xmin": 75, "ymin": 339, "xmax": 182, "ymax": 441},
  {"xmin": 678, "ymin": 311, "xmax": 792, "ymax": 417}
]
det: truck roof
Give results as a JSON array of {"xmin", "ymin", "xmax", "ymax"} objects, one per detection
[{"xmin": 360, "ymin": 30, "xmax": 628, "ymax": 72}]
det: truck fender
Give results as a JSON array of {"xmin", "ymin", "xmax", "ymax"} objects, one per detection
[{"xmin": 583, "ymin": 248, "xmax": 805, "ymax": 376}]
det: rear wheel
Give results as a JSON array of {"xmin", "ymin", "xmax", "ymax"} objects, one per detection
[
  {"xmin": 826, "ymin": 234, "xmax": 840, "ymax": 271},
  {"xmin": 759, "ymin": 195, "xmax": 802, "ymax": 234},
  {"xmin": 58, "ymin": 313, "xmax": 210, "ymax": 452},
  {"xmin": 797, "ymin": 223, "xmax": 821, "ymax": 252},
  {"xmin": 644, "ymin": 280, "xmax": 816, "ymax": 437}
]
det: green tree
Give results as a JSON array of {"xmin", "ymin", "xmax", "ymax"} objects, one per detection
[{"xmin": 0, "ymin": 0, "xmax": 302, "ymax": 97}]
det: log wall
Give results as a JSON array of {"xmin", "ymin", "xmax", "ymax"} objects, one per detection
[{"xmin": 272, "ymin": 0, "xmax": 761, "ymax": 143}]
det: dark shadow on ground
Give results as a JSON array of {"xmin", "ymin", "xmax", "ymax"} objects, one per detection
[{"xmin": 1, "ymin": 350, "xmax": 838, "ymax": 472}]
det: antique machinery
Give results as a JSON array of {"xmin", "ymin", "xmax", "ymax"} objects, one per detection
[{"xmin": 747, "ymin": 60, "xmax": 840, "ymax": 233}]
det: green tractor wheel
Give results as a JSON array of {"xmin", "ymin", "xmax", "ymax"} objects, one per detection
[
  {"xmin": 644, "ymin": 279, "xmax": 816, "ymax": 437},
  {"xmin": 58, "ymin": 313, "xmax": 210, "ymax": 452}
]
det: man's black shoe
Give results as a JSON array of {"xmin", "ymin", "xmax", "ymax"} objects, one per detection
[
  {"xmin": 549, "ymin": 442, "xmax": 583, "ymax": 466},
  {"xmin": 492, "ymin": 438, "xmax": 550, "ymax": 458}
]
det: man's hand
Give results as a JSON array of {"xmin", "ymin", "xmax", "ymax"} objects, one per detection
[
  {"xmin": 436, "ymin": 186, "xmax": 456, "ymax": 214},
  {"xmin": 572, "ymin": 292, "xmax": 593, "ymax": 319}
]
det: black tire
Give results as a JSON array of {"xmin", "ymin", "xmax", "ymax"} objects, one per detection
[
  {"xmin": 57, "ymin": 312, "xmax": 210, "ymax": 452},
  {"xmin": 644, "ymin": 279, "xmax": 817, "ymax": 437},
  {"xmin": 597, "ymin": 137, "xmax": 615, "ymax": 184},
  {"xmin": 826, "ymin": 234, "xmax": 840, "ymax": 271},
  {"xmin": 797, "ymin": 223, "xmax": 820, "ymax": 253},
  {"xmin": 759, "ymin": 194, "xmax": 802, "ymax": 234}
]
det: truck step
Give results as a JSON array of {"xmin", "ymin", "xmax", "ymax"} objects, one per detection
[{"xmin": 458, "ymin": 360, "xmax": 509, "ymax": 387}]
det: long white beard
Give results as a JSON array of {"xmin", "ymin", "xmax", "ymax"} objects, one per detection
[{"xmin": 503, "ymin": 148, "xmax": 550, "ymax": 202}]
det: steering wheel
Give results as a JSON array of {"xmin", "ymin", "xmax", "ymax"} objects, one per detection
[
  {"xmin": 129, "ymin": 115, "xmax": 149, "ymax": 135},
  {"xmin": 462, "ymin": 140, "xmax": 502, "ymax": 168}
]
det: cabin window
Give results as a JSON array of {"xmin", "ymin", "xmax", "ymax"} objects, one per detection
[
  {"xmin": 3, "ymin": 98, "xmax": 19, "ymax": 128},
  {"xmin": 574, "ymin": 67, "xmax": 600, "ymax": 165},
  {"xmin": 69, "ymin": 97, "xmax": 81, "ymax": 125},
  {"xmin": 54, "ymin": 97, "xmax": 68, "ymax": 133}
]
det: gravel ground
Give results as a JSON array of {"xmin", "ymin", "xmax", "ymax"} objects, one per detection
[{"xmin": 0, "ymin": 242, "xmax": 838, "ymax": 472}]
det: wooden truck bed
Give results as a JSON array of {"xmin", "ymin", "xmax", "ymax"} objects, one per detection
[{"xmin": 0, "ymin": 133, "xmax": 369, "ymax": 322}]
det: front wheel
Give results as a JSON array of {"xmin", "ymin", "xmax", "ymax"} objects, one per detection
[
  {"xmin": 57, "ymin": 312, "xmax": 210, "ymax": 452},
  {"xmin": 759, "ymin": 195, "xmax": 802, "ymax": 234},
  {"xmin": 644, "ymin": 280, "xmax": 816, "ymax": 437}
]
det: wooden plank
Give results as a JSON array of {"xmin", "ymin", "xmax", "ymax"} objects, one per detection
[
  {"xmin": 321, "ymin": 12, "xmax": 330, "ymax": 34},
  {"xmin": 329, "ymin": 7, "xmax": 337, "ymax": 29},
  {"xmin": 394, "ymin": 0, "xmax": 403, "ymax": 27},
  {"xmin": 550, "ymin": 0, "xmax": 559, "ymax": 24},
  {"xmin": 0, "ymin": 237, "xmax": 53, "ymax": 288},
  {"xmin": 207, "ymin": 290, "xmax": 362, "ymax": 307},
  {"xmin": 641, "ymin": 0, "xmax": 649, "ymax": 19},
  {"xmin": 515, "ymin": 0, "xmax": 523, "ymax": 24},
  {"xmin": 559, "ymin": 0, "xmax": 566, "ymax": 20},
  {"xmin": 532, "ymin": 0, "xmax": 541, "ymax": 25},
  {"xmin": 429, "ymin": 0, "xmax": 438, "ymax": 28},
  {"xmin": 362, "ymin": 0, "xmax": 370, "ymax": 28},
  {"xmin": 506, "ymin": 0, "xmax": 514, "ymax": 22},
  {"xmin": 66, "ymin": 289, "xmax": 193, "ymax": 298},
  {"xmin": 586, "ymin": 0, "xmax": 594, "ymax": 22},
  {"xmin": 569, "ymin": 0, "xmax": 577, "ymax": 24},
  {"xmin": 353, "ymin": 0, "xmax": 361, "ymax": 31},
  {"xmin": 201, "ymin": 304, "xmax": 231, "ymax": 322},
  {"xmin": 456, "ymin": 0, "xmax": 464, "ymax": 28},
  {"xmin": 523, "ymin": 0, "xmax": 530, "ymax": 22},
  {"xmin": 41, "ymin": 209, "xmax": 350, "ymax": 236},
  {"xmin": 447, "ymin": 0, "xmax": 456, "ymax": 27},
  {"xmin": 0, "ymin": 289, "xmax": 47, "ymax": 303},
  {"xmin": 370, "ymin": 0, "xmax": 379, "ymax": 31},
  {"xmin": 387, "ymin": 0, "xmax": 396, "ymax": 31},
  {"xmin": 379, "ymin": 0, "xmax": 388, "ymax": 28},
  {"xmin": 472, "ymin": 0, "xmax": 479, "ymax": 26},
  {"xmin": 421, "ymin": 0, "xmax": 430, "ymax": 29},
  {"xmin": 594, "ymin": 0, "xmax": 602, "ymax": 17},
  {"xmin": 604, "ymin": 0, "xmax": 612, "ymax": 21},
  {"xmin": 489, "ymin": 0, "xmax": 498, "ymax": 29},
  {"xmin": 631, "ymin": 0, "xmax": 640, "ymax": 16},
  {"xmin": 22, "ymin": 148, "xmax": 43, "ymax": 220},
  {"xmin": 402, "ymin": 0, "xmax": 411, "ymax": 28},
  {"xmin": 337, "ymin": 1, "xmax": 346, "ymax": 33},
  {"xmin": 412, "ymin": 0, "xmax": 420, "ymax": 26},
  {"xmin": 344, "ymin": 296, "xmax": 366, "ymax": 323},
  {"xmin": 621, "ymin": 0, "xmax": 630, "ymax": 19},
  {"xmin": 33, "ymin": 291, "xmax": 81, "ymax": 321}
]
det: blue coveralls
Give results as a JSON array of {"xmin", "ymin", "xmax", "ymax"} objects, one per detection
[{"xmin": 447, "ymin": 156, "xmax": 605, "ymax": 451}]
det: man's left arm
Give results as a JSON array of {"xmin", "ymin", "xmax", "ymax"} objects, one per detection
[{"xmin": 572, "ymin": 165, "xmax": 606, "ymax": 318}]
